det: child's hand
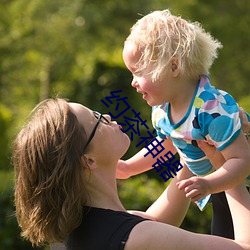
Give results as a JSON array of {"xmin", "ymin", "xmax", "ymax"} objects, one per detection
[{"xmin": 177, "ymin": 176, "xmax": 211, "ymax": 202}]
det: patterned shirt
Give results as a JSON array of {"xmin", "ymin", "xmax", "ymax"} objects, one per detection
[{"xmin": 152, "ymin": 75, "xmax": 242, "ymax": 176}]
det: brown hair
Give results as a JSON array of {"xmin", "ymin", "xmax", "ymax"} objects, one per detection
[{"xmin": 13, "ymin": 98, "xmax": 88, "ymax": 246}]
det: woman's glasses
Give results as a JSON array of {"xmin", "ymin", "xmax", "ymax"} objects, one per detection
[{"xmin": 84, "ymin": 111, "xmax": 110, "ymax": 151}]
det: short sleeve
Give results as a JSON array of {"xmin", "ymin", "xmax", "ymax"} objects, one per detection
[
  {"xmin": 155, "ymin": 129, "xmax": 167, "ymax": 139},
  {"xmin": 151, "ymin": 105, "xmax": 169, "ymax": 139},
  {"xmin": 197, "ymin": 89, "xmax": 241, "ymax": 151}
]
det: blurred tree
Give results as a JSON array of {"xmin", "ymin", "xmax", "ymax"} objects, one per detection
[
  {"xmin": 0, "ymin": 104, "xmax": 12, "ymax": 169},
  {"xmin": 0, "ymin": 0, "xmax": 249, "ymax": 248},
  {"xmin": 239, "ymin": 95, "xmax": 250, "ymax": 112},
  {"xmin": 184, "ymin": 0, "xmax": 250, "ymax": 100},
  {"xmin": 1, "ymin": 0, "xmax": 248, "ymax": 138}
]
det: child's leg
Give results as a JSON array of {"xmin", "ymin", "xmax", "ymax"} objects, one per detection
[{"xmin": 211, "ymin": 192, "xmax": 234, "ymax": 239}]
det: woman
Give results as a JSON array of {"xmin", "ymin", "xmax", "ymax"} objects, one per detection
[{"xmin": 13, "ymin": 98, "xmax": 250, "ymax": 249}]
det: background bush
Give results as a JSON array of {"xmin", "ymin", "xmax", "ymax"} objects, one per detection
[{"xmin": 1, "ymin": 0, "xmax": 248, "ymax": 249}]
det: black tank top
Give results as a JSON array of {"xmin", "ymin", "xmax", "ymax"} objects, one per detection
[{"xmin": 66, "ymin": 206, "xmax": 148, "ymax": 250}]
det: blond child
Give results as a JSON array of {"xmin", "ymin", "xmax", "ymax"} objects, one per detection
[{"xmin": 119, "ymin": 9, "xmax": 250, "ymax": 238}]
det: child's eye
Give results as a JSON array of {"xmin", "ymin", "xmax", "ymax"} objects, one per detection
[{"xmin": 133, "ymin": 71, "xmax": 142, "ymax": 77}]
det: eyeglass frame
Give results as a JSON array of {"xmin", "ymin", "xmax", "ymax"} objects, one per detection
[{"xmin": 83, "ymin": 111, "xmax": 110, "ymax": 151}]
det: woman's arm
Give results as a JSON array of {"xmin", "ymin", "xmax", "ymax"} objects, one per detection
[
  {"xmin": 178, "ymin": 132, "xmax": 250, "ymax": 201},
  {"xmin": 144, "ymin": 162, "xmax": 193, "ymax": 226},
  {"xmin": 209, "ymin": 131, "xmax": 250, "ymax": 190},
  {"xmin": 197, "ymin": 140, "xmax": 225, "ymax": 170},
  {"xmin": 129, "ymin": 162, "xmax": 193, "ymax": 226},
  {"xmin": 125, "ymin": 184, "xmax": 250, "ymax": 250},
  {"xmin": 225, "ymin": 184, "xmax": 250, "ymax": 244}
]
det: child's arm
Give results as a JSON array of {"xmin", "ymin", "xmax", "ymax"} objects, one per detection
[
  {"xmin": 178, "ymin": 132, "xmax": 250, "ymax": 201},
  {"xmin": 116, "ymin": 136, "xmax": 177, "ymax": 179},
  {"xmin": 200, "ymin": 109, "xmax": 250, "ymax": 171}
]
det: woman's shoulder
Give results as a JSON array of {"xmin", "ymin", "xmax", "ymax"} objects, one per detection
[{"xmin": 66, "ymin": 206, "xmax": 148, "ymax": 250}]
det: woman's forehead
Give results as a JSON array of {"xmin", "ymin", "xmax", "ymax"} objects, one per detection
[
  {"xmin": 68, "ymin": 103, "xmax": 93, "ymax": 127},
  {"xmin": 68, "ymin": 103, "xmax": 90, "ymax": 114}
]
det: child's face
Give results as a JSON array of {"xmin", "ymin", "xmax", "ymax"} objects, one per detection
[{"xmin": 123, "ymin": 43, "xmax": 173, "ymax": 106}]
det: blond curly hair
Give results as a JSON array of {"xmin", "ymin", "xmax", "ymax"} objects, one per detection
[{"xmin": 125, "ymin": 9, "xmax": 222, "ymax": 81}]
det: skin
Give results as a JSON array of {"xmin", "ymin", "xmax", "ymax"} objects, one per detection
[
  {"xmin": 122, "ymin": 43, "xmax": 198, "ymax": 121},
  {"xmin": 178, "ymin": 110, "xmax": 250, "ymax": 202},
  {"xmin": 121, "ymin": 42, "xmax": 250, "ymax": 202},
  {"xmin": 67, "ymin": 103, "xmax": 250, "ymax": 250},
  {"xmin": 68, "ymin": 103, "xmax": 130, "ymax": 211},
  {"xmin": 240, "ymin": 107, "xmax": 250, "ymax": 137}
]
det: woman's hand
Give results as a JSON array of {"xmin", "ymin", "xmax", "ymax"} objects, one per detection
[
  {"xmin": 197, "ymin": 140, "xmax": 226, "ymax": 170},
  {"xmin": 177, "ymin": 108, "xmax": 250, "ymax": 201},
  {"xmin": 239, "ymin": 107, "xmax": 250, "ymax": 141}
]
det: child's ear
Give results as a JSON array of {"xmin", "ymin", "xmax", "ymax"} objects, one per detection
[
  {"xmin": 171, "ymin": 57, "xmax": 180, "ymax": 77},
  {"xmin": 171, "ymin": 63, "xmax": 177, "ymax": 72}
]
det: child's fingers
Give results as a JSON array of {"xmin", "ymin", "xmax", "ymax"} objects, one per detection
[
  {"xmin": 176, "ymin": 179, "xmax": 194, "ymax": 190},
  {"xmin": 185, "ymin": 189, "xmax": 200, "ymax": 200}
]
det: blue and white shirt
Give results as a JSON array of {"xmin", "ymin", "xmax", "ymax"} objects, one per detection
[{"xmin": 152, "ymin": 75, "xmax": 248, "ymax": 179}]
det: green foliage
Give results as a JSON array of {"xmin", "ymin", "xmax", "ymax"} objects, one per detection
[
  {"xmin": 118, "ymin": 174, "xmax": 167, "ymax": 210},
  {"xmin": 0, "ymin": 104, "xmax": 13, "ymax": 170},
  {"xmin": 182, "ymin": 202, "xmax": 212, "ymax": 234},
  {"xmin": 239, "ymin": 95, "xmax": 250, "ymax": 113},
  {"xmin": 1, "ymin": 0, "xmax": 249, "ymax": 152},
  {"xmin": 0, "ymin": 0, "xmax": 249, "ymax": 248},
  {"xmin": 185, "ymin": 1, "xmax": 250, "ymax": 100}
]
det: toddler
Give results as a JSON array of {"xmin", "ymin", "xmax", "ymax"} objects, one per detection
[{"xmin": 121, "ymin": 9, "xmax": 250, "ymax": 238}]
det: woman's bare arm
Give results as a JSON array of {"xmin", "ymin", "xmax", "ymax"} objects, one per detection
[{"xmin": 125, "ymin": 184, "xmax": 250, "ymax": 250}]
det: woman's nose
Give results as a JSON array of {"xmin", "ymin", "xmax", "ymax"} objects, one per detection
[{"xmin": 103, "ymin": 114, "xmax": 112, "ymax": 123}]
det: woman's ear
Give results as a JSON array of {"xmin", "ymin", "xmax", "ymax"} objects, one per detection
[
  {"xmin": 170, "ymin": 57, "xmax": 180, "ymax": 77},
  {"xmin": 82, "ymin": 155, "xmax": 97, "ymax": 169}
]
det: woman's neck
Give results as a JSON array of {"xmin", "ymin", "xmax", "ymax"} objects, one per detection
[{"xmin": 84, "ymin": 165, "xmax": 126, "ymax": 212}]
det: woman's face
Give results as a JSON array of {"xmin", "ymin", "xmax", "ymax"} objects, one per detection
[{"xmin": 68, "ymin": 103, "xmax": 130, "ymax": 161}]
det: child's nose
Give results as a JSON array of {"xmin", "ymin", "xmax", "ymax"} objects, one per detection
[{"xmin": 131, "ymin": 77, "xmax": 138, "ymax": 88}]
